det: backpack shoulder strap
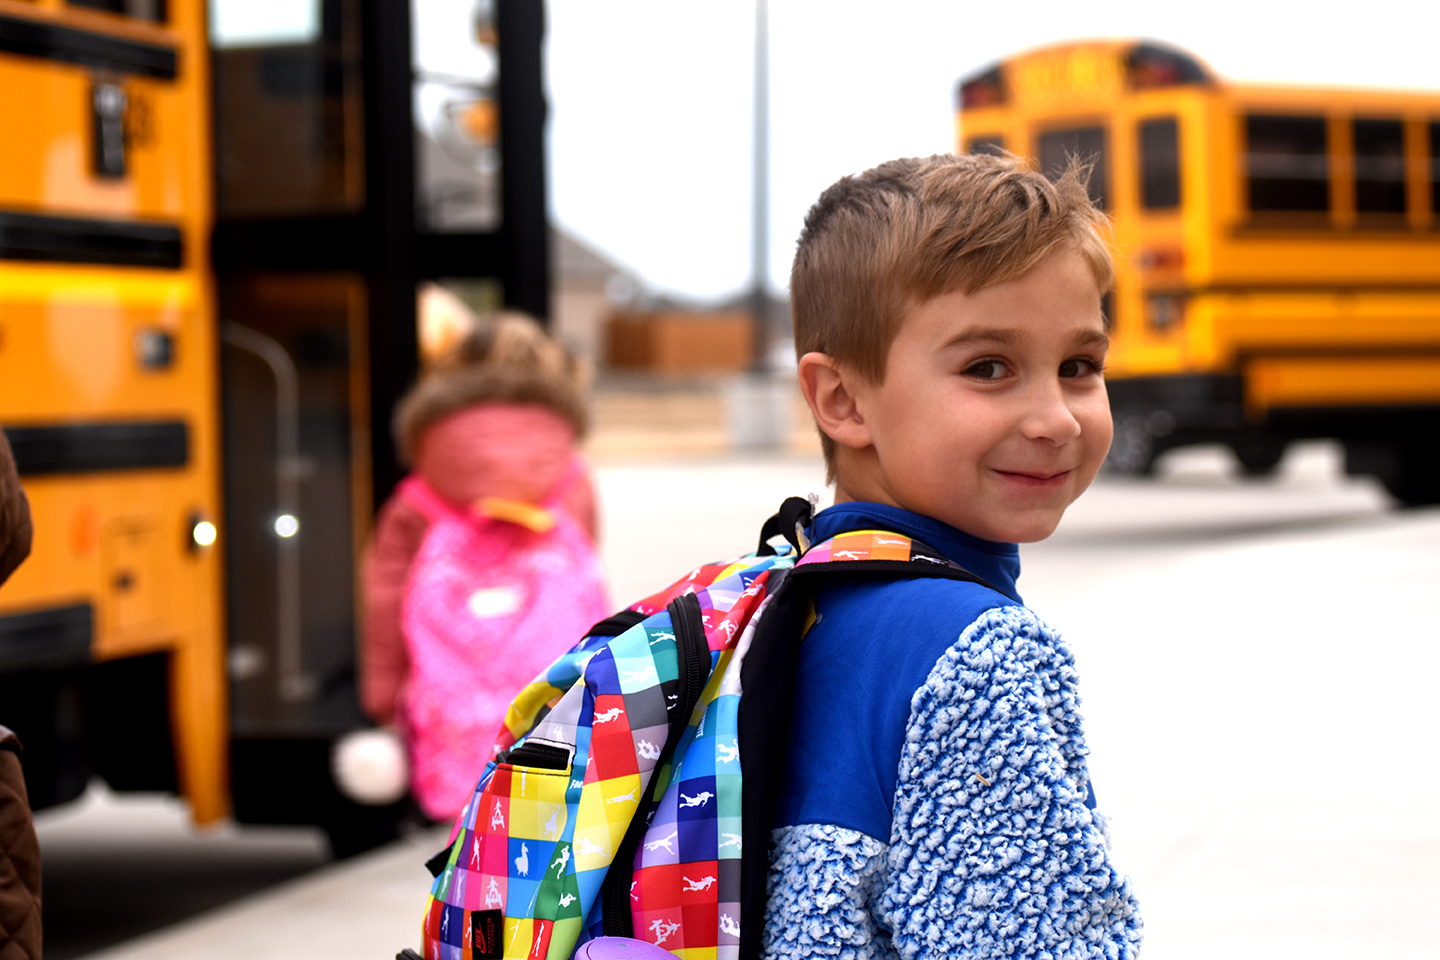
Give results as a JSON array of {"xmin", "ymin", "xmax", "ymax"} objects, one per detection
[
  {"xmin": 396, "ymin": 475, "xmax": 459, "ymax": 523},
  {"xmin": 790, "ymin": 528, "xmax": 1014, "ymax": 600}
]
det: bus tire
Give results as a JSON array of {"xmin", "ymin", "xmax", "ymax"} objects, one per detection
[
  {"xmin": 1230, "ymin": 435, "xmax": 1287, "ymax": 477},
  {"xmin": 1382, "ymin": 443, "xmax": 1440, "ymax": 507},
  {"xmin": 1346, "ymin": 437, "xmax": 1440, "ymax": 507}
]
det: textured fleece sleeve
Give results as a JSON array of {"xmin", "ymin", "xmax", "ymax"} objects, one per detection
[
  {"xmin": 882, "ymin": 606, "xmax": 1142, "ymax": 959},
  {"xmin": 765, "ymin": 823, "xmax": 896, "ymax": 960}
]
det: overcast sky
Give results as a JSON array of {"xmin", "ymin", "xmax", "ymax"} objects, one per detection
[{"xmin": 543, "ymin": 0, "xmax": 1440, "ymax": 301}]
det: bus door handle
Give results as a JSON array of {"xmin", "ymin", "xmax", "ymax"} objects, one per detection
[
  {"xmin": 221, "ymin": 322, "xmax": 315, "ymax": 703},
  {"xmin": 92, "ymin": 82, "xmax": 127, "ymax": 179}
]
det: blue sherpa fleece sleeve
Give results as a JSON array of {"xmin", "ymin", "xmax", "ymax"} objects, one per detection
[
  {"xmin": 762, "ymin": 605, "xmax": 1141, "ymax": 960},
  {"xmin": 882, "ymin": 605, "xmax": 1142, "ymax": 959}
]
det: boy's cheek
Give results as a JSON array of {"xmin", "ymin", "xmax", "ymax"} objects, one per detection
[
  {"xmin": 1089, "ymin": 386, "xmax": 1115, "ymax": 437},
  {"xmin": 1096, "ymin": 410, "xmax": 1115, "ymax": 448},
  {"xmin": 1081, "ymin": 401, "xmax": 1115, "ymax": 476}
]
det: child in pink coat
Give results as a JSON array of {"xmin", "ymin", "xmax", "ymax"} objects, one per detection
[{"xmin": 362, "ymin": 315, "xmax": 609, "ymax": 819}]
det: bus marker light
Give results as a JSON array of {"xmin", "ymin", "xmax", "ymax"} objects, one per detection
[
  {"xmin": 190, "ymin": 517, "xmax": 217, "ymax": 550},
  {"xmin": 1136, "ymin": 247, "xmax": 1184, "ymax": 271}
]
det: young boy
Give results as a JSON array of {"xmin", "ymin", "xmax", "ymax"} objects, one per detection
[{"xmin": 764, "ymin": 154, "xmax": 1142, "ymax": 958}]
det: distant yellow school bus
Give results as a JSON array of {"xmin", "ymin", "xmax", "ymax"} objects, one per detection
[{"xmin": 957, "ymin": 39, "xmax": 1440, "ymax": 504}]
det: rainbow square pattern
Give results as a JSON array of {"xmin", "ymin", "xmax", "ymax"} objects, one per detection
[{"xmin": 422, "ymin": 530, "xmax": 927, "ymax": 959}]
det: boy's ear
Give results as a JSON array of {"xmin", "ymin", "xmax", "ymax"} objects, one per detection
[{"xmin": 797, "ymin": 352, "xmax": 872, "ymax": 450}]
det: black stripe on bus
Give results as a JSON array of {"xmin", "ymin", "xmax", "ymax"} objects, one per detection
[
  {"xmin": 0, "ymin": 604, "xmax": 93, "ymax": 673},
  {"xmin": 0, "ymin": 13, "xmax": 177, "ymax": 79},
  {"xmin": 7, "ymin": 421, "xmax": 188, "ymax": 476},
  {"xmin": 0, "ymin": 211, "xmax": 182, "ymax": 268}
]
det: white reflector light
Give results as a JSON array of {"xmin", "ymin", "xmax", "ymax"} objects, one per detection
[{"xmin": 192, "ymin": 519, "xmax": 218, "ymax": 548}]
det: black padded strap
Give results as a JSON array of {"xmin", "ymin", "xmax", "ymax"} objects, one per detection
[
  {"xmin": 603, "ymin": 593, "xmax": 711, "ymax": 937},
  {"xmin": 736, "ymin": 573, "xmax": 815, "ymax": 960},
  {"xmin": 786, "ymin": 556, "xmax": 1014, "ymax": 603},
  {"xmin": 424, "ymin": 845, "xmax": 451, "ymax": 879},
  {"xmin": 756, "ymin": 496, "xmax": 814, "ymax": 556},
  {"xmin": 586, "ymin": 609, "xmax": 647, "ymax": 638}
]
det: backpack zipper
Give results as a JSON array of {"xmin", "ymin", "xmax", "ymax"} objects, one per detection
[
  {"xmin": 601, "ymin": 592, "xmax": 709, "ymax": 937},
  {"xmin": 498, "ymin": 740, "xmax": 571, "ymax": 771}
]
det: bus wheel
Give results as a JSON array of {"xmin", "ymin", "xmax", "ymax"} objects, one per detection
[
  {"xmin": 1382, "ymin": 442, "xmax": 1440, "ymax": 507},
  {"xmin": 1347, "ymin": 437, "xmax": 1440, "ymax": 507},
  {"xmin": 1230, "ymin": 435, "xmax": 1287, "ymax": 477},
  {"xmin": 1106, "ymin": 415, "xmax": 1156, "ymax": 476}
]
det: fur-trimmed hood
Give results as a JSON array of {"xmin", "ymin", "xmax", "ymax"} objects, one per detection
[{"xmin": 393, "ymin": 365, "xmax": 588, "ymax": 466}]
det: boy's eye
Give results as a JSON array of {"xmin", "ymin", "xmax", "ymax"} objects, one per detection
[
  {"xmin": 1059, "ymin": 357, "xmax": 1103, "ymax": 378},
  {"xmin": 965, "ymin": 359, "xmax": 1007, "ymax": 380}
]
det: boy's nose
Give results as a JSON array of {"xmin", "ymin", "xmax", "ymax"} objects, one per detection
[{"xmin": 1019, "ymin": 382, "xmax": 1084, "ymax": 444}]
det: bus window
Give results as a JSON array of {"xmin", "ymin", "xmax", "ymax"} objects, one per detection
[
  {"xmin": 1354, "ymin": 119, "xmax": 1406, "ymax": 216},
  {"xmin": 1246, "ymin": 115, "xmax": 1329, "ymax": 214},
  {"xmin": 211, "ymin": 0, "xmax": 365, "ymax": 218},
  {"xmin": 413, "ymin": 0, "xmax": 501, "ymax": 231},
  {"xmin": 1039, "ymin": 126, "xmax": 1107, "ymax": 209},
  {"xmin": 966, "ymin": 136, "xmax": 1006, "ymax": 157},
  {"xmin": 1139, "ymin": 117, "xmax": 1180, "ymax": 209},
  {"xmin": 1431, "ymin": 122, "xmax": 1440, "ymax": 217},
  {"xmin": 1126, "ymin": 42, "xmax": 1211, "ymax": 89},
  {"xmin": 67, "ymin": 0, "xmax": 167, "ymax": 21}
]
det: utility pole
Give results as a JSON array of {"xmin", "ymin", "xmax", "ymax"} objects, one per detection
[
  {"xmin": 750, "ymin": 0, "xmax": 769, "ymax": 370},
  {"xmin": 728, "ymin": 0, "xmax": 790, "ymax": 448}
]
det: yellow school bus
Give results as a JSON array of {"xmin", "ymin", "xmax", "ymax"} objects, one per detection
[
  {"xmin": 0, "ymin": 0, "xmax": 226, "ymax": 820},
  {"xmin": 957, "ymin": 40, "xmax": 1440, "ymax": 504},
  {"xmin": 0, "ymin": 0, "xmax": 550, "ymax": 851}
]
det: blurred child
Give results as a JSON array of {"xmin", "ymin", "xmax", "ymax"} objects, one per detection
[
  {"xmin": 361, "ymin": 311, "xmax": 609, "ymax": 820},
  {"xmin": 765, "ymin": 153, "xmax": 1142, "ymax": 957}
]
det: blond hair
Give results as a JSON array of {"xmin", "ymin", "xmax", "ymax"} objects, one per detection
[
  {"xmin": 790, "ymin": 152, "xmax": 1113, "ymax": 468},
  {"xmin": 394, "ymin": 312, "xmax": 589, "ymax": 464}
]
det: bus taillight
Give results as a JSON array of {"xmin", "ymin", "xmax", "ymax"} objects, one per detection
[
  {"xmin": 1136, "ymin": 246, "xmax": 1184, "ymax": 271},
  {"xmin": 957, "ymin": 66, "xmax": 1006, "ymax": 110}
]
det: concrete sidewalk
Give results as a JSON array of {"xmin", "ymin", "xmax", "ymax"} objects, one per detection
[{"xmin": 80, "ymin": 826, "xmax": 447, "ymax": 960}]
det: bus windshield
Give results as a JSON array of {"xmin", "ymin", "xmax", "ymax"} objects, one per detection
[{"xmin": 1038, "ymin": 125, "xmax": 1108, "ymax": 209}]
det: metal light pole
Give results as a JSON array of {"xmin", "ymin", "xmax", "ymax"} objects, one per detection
[
  {"xmin": 726, "ymin": 0, "xmax": 792, "ymax": 447},
  {"xmin": 750, "ymin": 0, "xmax": 770, "ymax": 371}
]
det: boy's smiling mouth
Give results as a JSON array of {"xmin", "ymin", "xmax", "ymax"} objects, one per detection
[{"xmin": 993, "ymin": 467, "xmax": 1073, "ymax": 487}]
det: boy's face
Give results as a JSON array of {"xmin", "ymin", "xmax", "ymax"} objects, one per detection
[{"xmin": 837, "ymin": 247, "xmax": 1112, "ymax": 543}]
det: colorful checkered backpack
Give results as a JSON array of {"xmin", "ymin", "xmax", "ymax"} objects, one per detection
[{"xmin": 418, "ymin": 497, "xmax": 995, "ymax": 960}]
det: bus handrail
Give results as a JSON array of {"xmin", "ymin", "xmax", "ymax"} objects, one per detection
[{"xmin": 220, "ymin": 322, "xmax": 315, "ymax": 703}]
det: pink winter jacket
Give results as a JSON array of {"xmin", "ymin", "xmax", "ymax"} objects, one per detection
[{"xmin": 360, "ymin": 403, "xmax": 599, "ymax": 725}]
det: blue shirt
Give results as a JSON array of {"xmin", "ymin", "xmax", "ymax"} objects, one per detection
[{"xmin": 774, "ymin": 501, "xmax": 1024, "ymax": 841}]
